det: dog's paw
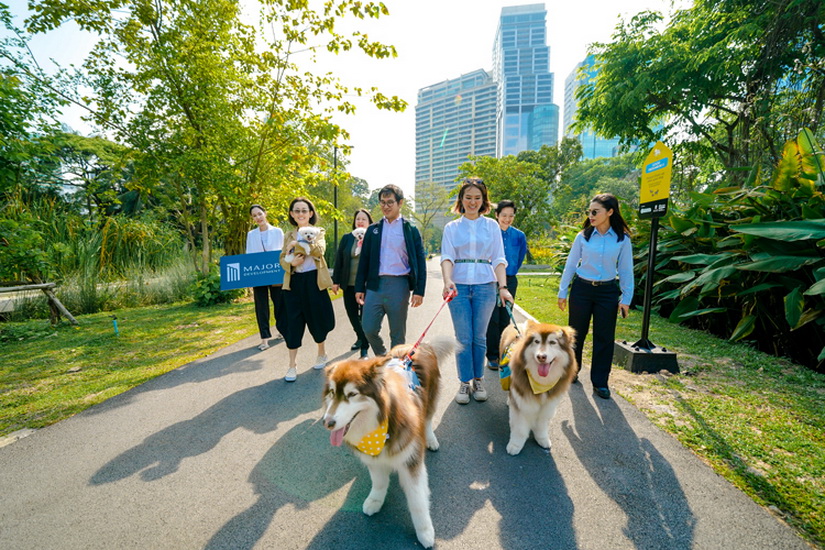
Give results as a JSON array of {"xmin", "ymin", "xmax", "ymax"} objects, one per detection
[
  {"xmin": 426, "ymin": 434, "xmax": 440, "ymax": 452},
  {"xmin": 535, "ymin": 436, "xmax": 552, "ymax": 450},
  {"xmin": 506, "ymin": 440, "xmax": 525, "ymax": 455},
  {"xmin": 362, "ymin": 496, "xmax": 384, "ymax": 516},
  {"xmin": 416, "ymin": 526, "xmax": 435, "ymax": 548}
]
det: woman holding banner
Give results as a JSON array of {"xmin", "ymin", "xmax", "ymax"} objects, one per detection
[{"xmin": 246, "ymin": 204, "xmax": 285, "ymax": 351}]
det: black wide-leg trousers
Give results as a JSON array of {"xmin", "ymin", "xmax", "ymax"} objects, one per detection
[{"xmin": 567, "ymin": 277, "xmax": 620, "ymax": 388}]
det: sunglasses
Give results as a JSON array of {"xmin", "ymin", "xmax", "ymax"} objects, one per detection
[
  {"xmin": 379, "ymin": 200, "xmax": 397, "ymax": 207},
  {"xmin": 587, "ymin": 209, "xmax": 602, "ymax": 217}
]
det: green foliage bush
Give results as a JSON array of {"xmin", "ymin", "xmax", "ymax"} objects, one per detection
[
  {"xmin": 190, "ymin": 266, "xmax": 243, "ymax": 307},
  {"xmin": 636, "ymin": 129, "xmax": 825, "ymax": 371}
]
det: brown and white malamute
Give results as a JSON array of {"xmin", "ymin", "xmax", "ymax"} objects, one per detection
[
  {"xmin": 500, "ymin": 320, "xmax": 577, "ymax": 455},
  {"xmin": 322, "ymin": 338, "xmax": 455, "ymax": 549}
]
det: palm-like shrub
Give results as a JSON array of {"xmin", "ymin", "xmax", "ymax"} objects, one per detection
[{"xmin": 637, "ymin": 129, "xmax": 824, "ymax": 371}]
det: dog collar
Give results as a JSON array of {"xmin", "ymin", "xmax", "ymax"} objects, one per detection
[
  {"xmin": 527, "ymin": 370, "xmax": 558, "ymax": 394},
  {"xmin": 355, "ymin": 418, "xmax": 389, "ymax": 456}
]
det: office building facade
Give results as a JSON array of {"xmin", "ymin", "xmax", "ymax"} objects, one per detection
[
  {"xmin": 563, "ymin": 54, "xmax": 621, "ymax": 159},
  {"xmin": 493, "ymin": 4, "xmax": 559, "ymax": 157},
  {"xmin": 415, "ymin": 69, "xmax": 497, "ymax": 192}
]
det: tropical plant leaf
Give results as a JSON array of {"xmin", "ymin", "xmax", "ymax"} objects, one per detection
[
  {"xmin": 738, "ymin": 282, "xmax": 782, "ymax": 296},
  {"xmin": 732, "ymin": 219, "xmax": 825, "ymax": 241},
  {"xmin": 668, "ymin": 296, "xmax": 699, "ymax": 323},
  {"xmin": 804, "ymin": 278, "xmax": 825, "ymax": 296},
  {"xmin": 682, "ymin": 265, "xmax": 739, "ymax": 295},
  {"xmin": 797, "ymin": 128, "xmax": 823, "ymax": 182},
  {"xmin": 678, "ymin": 307, "xmax": 727, "ymax": 319},
  {"xmin": 784, "ymin": 287, "xmax": 804, "ymax": 328},
  {"xmin": 729, "ymin": 314, "xmax": 756, "ymax": 341},
  {"xmin": 791, "ymin": 308, "xmax": 822, "ymax": 331},
  {"xmin": 819, "ymin": 346, "xmax": 825, "ymax": 362},
  {"xmin": 737, "ymin": 256, "xmax": 822, "ymax": 273},
  {"xmin": 673, "ymin": 253, "xmax": 728, "ymax": 265},
  {"xmin": 659, "ymin": 271, "xmax": 696, "ymax": 284}
]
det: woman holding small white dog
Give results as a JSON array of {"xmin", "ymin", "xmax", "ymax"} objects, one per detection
[
  {"xmin": 557, "ymin": 193, "xmax": 634, "ymax": 400},
  {"xmin": 247, "ymin": 204, "xmax": 285, "ymax": 351},
  {"xmin": 331, "ymin": 209, "xmax": 373, "ymax": 359},
  {"xmin": 441, "ymin": 178, "xmax": 512, "ymax": 405},
  {"xmin": 279, "ymin": 197, "xmax": 335, "ymax": 382}
]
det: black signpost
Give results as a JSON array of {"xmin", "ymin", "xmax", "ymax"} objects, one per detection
[{"xmin": 613, "ymin": 141, "xmax": 679, "ymax": 374}]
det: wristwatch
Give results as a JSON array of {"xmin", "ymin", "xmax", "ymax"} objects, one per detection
[{"xmin": 499, "ymin": 286, "xmax": 508, "ymax": 291}]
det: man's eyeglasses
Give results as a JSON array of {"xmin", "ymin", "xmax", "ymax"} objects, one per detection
[
  {"xmin": 292, "ymin": 209, "xmax": 310, "ymax": 214},
  {"xmin": 379, "ymin": 200, "xmax": 397, "ymax": 207}
]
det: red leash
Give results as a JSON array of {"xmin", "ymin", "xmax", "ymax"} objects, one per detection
[{"xmin": 402, "ymin": 289, "xmax": 457, "ymax": 369}]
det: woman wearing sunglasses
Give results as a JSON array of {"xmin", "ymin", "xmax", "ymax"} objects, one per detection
[{"xmin": 557, "ymin": 193, "xmax": 634, "ymax": 400}]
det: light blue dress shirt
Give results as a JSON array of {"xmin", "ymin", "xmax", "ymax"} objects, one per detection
[{"xmin": 557, "ymin": 227, "xmax": 634, "ymax": 305}]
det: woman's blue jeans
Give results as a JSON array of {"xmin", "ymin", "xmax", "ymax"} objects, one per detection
[{"xmin": 448, "ymin": 282, "xmax": 497, "ymax": 382}]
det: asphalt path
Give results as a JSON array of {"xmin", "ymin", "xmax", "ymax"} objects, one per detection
[{"xmin": 0, "ymin": 260, "xmax": 813, "ymax": 549}]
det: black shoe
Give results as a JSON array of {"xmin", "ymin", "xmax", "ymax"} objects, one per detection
[
  {"xmin": 351, "ymin": 341, "xmax": 363, "ymax": 350},
  {"xmin": 594, "ymin": 387, "xmax": 611, "ymax": 399},
  {"xmin": 573, "ymin": 375, "xmax": 579, "ymax": 384}
]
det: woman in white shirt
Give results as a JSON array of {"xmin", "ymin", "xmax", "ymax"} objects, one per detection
[
  {"xmin": 246, "ymin": 204, "xmax": 285, "ymax": 351},
  {"xmin": 441, "ymin": 178, "xmax": 513, "ymax": 405}
]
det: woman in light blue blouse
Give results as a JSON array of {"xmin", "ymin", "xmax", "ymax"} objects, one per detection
[{"xmin": 557, "ymin": 193, "xmax": 633, "ymax": 400}]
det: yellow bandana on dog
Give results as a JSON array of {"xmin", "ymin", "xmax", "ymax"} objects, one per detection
[
  {"xmin": 527, "ymin": 370, "xmax": 558, "ymax": 394},
  {"xmin": 355, "ymin": 418, "xmax": 389, "ymax": 456}
]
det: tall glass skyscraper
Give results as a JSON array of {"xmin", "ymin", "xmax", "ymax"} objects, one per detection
[
  {"xmin": 415, "ymin": 69, "xmax": 497, "ymax": 191},
  {"xmin": 493, "ymin": 4, "xmax": 559, "ymax": 157},
  {"xmin": 563, "ymin": 54, "xmax": 621, "ymax": 159}
]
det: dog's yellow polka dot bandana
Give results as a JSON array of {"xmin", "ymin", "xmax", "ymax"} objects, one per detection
[
  {"xmin": 527, "ymin": 370, "xmax": 558, "ymax": 394},
  {"xmin": 355, "ymin": 418, "xmax": 389, "ymax": 456}
]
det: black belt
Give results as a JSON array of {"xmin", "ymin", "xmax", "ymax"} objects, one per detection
[{"xmin": 576, "ymin": 277, "xmax": 617, "ymax": 286}]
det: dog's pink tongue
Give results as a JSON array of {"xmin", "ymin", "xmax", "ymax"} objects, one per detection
[
  {"xmin": 330, "ymin": 427, "xmax": 346, "ymax": 447},
  {"xmin": 538, "ymin": 362, "xmax": 551, "ymax": 377}
]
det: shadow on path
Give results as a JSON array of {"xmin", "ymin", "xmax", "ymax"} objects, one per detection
[
  {"xmin": 90, "ymin": 374, "xmax": 316, "ymax": 485},
  {"xmin": 562, "ymin": 384, "xmax": 696, "ymax": 549}
]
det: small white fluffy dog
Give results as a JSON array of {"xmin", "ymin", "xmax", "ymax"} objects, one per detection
[
  {"xmin": 284, "ymin": 226, "xmax": 321, "ymax": 263},
  {"xmin": 352, "ymin": 227, "xmax": 366, "ymax": 256}
]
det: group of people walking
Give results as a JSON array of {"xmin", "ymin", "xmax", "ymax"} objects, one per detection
[{"xmin": 245, "ymin": 181, "xmax": 634, "ymax": 400}]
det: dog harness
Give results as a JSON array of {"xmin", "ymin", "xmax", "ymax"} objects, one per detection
[
  {"xmin": 499, "ymin": 343, "xmax": 513, "ymax": 391},
  {"xmin": 355, "ymin": 418, "xmax": 389, "ymax": 456},
  {"xmin": 526, "ymin": 370, "xmax": 558, "ymax": 394}
]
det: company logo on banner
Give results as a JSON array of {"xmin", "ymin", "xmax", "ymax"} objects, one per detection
[
  {"xmin": 220, "ymin": 251, "xmax": 284, "ymax": 290},
  {"xmin": 639, "ymin": 141, "xmax": 673, "ymax": 218}
]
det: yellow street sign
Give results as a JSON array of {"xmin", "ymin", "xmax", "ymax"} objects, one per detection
[{"xmin": 639, "ymin": 141, "xmax": 673, "ymax": 218}]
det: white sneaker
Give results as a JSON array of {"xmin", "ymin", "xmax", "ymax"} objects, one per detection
[
  {"xmin": 285, "ymin": 367, "xmax": 297, "ymax": 382},
  {"xmin": 455, "ymin": 382, "xmax": 471, "ymax": 405},
  {"xmin": 313, "ymin": 355, "xmax": 328, "ymax": 370},
  {"xmin": 472, "ymin": 379, "xmax": 487, "ymax": 402}
]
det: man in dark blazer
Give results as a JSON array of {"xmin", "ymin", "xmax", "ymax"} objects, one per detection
[{"xmin": 355, "ymin": 184, "xmax": 427, "ymax": 356}]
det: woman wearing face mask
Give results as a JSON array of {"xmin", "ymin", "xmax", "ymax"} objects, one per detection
[
  {"xmin": 331, "ymin": 209, "xmax": 373, "ymax": 359},
  {"xmin": 557, "ymin": 193, "xmax": 634, "ymax": 400},
  {"xmin": 485, "ymin": 199, "xmax": 527, "ymax": 370},
  {"xmin": 246, "ymin": 204, "xmax": 285, "ymax": 351},
  {"xmin": 441, "ymin": 178, "xmax": 512, "ymax": 405},
  {"xmin": 279, "ymin": 197, "xmax": 335, "ymax": 382}
]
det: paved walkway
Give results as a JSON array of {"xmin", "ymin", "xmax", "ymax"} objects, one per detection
[{"xmin": 0, "ymin": 260, "xmax": 812, "ymax": 549}]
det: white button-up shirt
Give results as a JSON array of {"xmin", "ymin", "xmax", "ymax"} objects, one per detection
[
  {"xmin": 441, "ymin": 215, "xmax": 507, "ymax": 285},
  {"xmin": 245, "ymin": 225, "xmax": 284, "ymax": 254}
]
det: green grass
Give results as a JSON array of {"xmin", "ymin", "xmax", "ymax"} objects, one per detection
[
  {"xmin": 517, "ymin": 274, "xmax": 825, "ymax": 548},
  {"xmin": 0, "ymin": 300, "xmax": 257, "ymax": 437}
]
